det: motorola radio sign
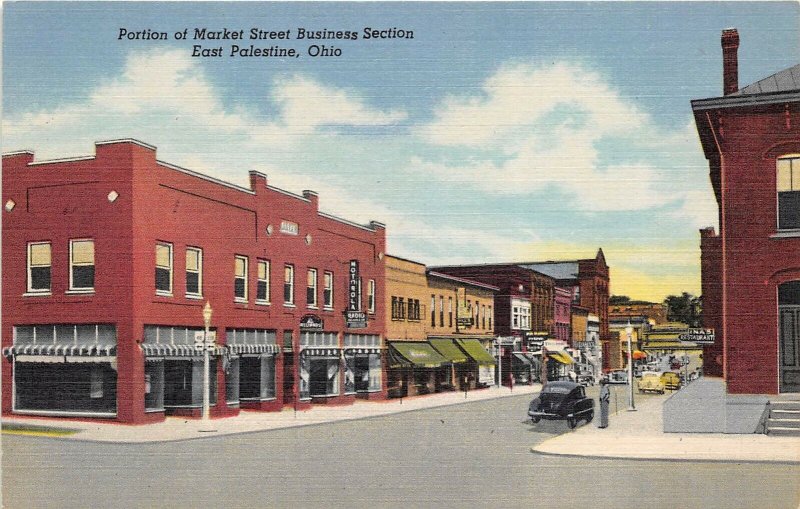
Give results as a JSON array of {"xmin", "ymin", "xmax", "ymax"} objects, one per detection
[
  {"xmin": 345, "ymin": 310, "xmax": 368, "ymax": 329},
  {"xmin": 678, "ymin": 328, "xmax": 716, "ymax": 345},
  {"xmin": 348, "ymin": 260, "xmax": 360, "ymax": 312}
]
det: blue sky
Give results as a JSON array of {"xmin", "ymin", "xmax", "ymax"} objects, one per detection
[{"xmin": 4, "ymin": 2, "xmax": 799, "ymax": 300}]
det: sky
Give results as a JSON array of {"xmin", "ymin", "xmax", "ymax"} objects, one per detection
[{"xmin": 3, "ymin": 1, "xmax": 799, "ymax": 302}]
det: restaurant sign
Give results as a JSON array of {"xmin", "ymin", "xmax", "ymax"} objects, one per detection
[
  {"xmin": 300, "ymin": 314, "xmax": 324, "ymax": 332},
  {"xmin": 679, "ymin": 328, "xmax": 715, "ymax": 345}
]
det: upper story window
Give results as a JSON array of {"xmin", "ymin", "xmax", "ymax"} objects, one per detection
[
  {"xmin": 439, "ymin": 295, "xmax": 444, "ymax": 327},
  {"xmin": 431, "ymin": 295, "xmax": 436, "ymax": 327},
  {"xmin": 70, "ymin": 239, "xmax": 95, "ymax": 292},
  {"xmin": 257, "ymin": 260, "xmax": 270, "ymax": 303},
  {"xmin": 778, "ymin": 155, "xmax": 800, "ymax": 230},
  {"xmin": 307, "ymin": 268, "xmax": 318, "ymax": 308},
  {"xmin": 511, "ymin": 300, "xmax": 531, "ymax": 330},
  {"xmin": 186, "ymin": 247, "xmax": 202, "ymax": 297},
  {"xmin": 284, "ymin": 264, "xmax": 295, "ymax": 305},
  {"xmin": 368, "ymin": 279, "xmax": 376, "ymax": 314},
  {"xmin": 27, "ymin": 241, "xmax": 51, "ymax": 294},
  {"xmin": 155, "ymin": 243, "xmax": 172, "ymax": 295},
  {"xmin": 234, "ymin": 255, "xmax": 248, "ymax": 302},
  {"xmin": 391, "ymin": 296, "xmax": 407, "ymax": 320},
  {"xmin": 488, "ymin": 305, "xmax": 493, "ymax": 330},
  {"xmin": 448, "ymin": 297, "xmax": 453, "ymax": 327},
  {"xmin": 408, "ymin": 298, "xmax": 420, "ymax": 321},
  {"xmin": 323, "ymin": 271, "xmax": 334, "ymax": 309}
]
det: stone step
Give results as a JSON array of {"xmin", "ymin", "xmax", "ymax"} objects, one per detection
[
  {"xmin": 767, "ymin": 417, "xmax": 800, "ymax": 428},
  {"xmin": 769, "ymin": 400, "xmax": 800, "ymax": 408},
  {"xmin": 770, "ymin": 409, "xmax": 800, "ymax": 418},
  {"xmin": 767, "ymin": 426, "xmax": 800, "ymax": 437}
]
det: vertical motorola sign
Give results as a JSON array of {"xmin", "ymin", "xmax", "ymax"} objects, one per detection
[{"xmin": 349, "ymin": 260, "xmax": 359, "ymax": 311}]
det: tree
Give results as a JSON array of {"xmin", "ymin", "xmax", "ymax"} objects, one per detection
[
  {"xmin": 609, "ymin": 295, "xmax": 631, "ymax": 305},
  {"xmin": 663, "ymin": 292, "xmax": 702, "ymax": 327}
]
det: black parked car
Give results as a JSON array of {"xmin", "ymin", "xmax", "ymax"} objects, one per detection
[{"xmin": 528, "ymin": 381, "xmax": 595, "ymax": 429}]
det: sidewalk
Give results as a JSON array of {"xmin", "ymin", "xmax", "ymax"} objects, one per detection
[
  {"xmin": 532, "ymin": 391, "xmax": 800, "ymax": 464},
  {"xmin": 1, "ymin": 384, "xmax": 541, "ymax": 443}
]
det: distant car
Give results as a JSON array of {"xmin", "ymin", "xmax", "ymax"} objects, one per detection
[
  {"xmin": 661, "ymin": 371, "xmax": 681, "ymax": 390},
  {"xmin": 528, "ymin": 381, "xmax": 595, "ymax": 429},
  {"xmin": 638, "ymin": 372, "xmax": 665, "ymax": 394},
  {"xmin": 576, "ymin": 373, "xmax": 595, "ymax": 387},
  {"xmin": 605, "ymin": 370, "xmax": 628, "ymax": 385}
]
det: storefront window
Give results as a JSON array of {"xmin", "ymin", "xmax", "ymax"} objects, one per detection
[
  {"xmin": 15, "ymin": 361, "xmax": 117, "ymax": 415},
  {"xmin": 345, "ymin": 355, "xmax": 356, "ymax": 394},
  {"xmin": 239, "ymin": 355, "xmax": 276, "ymax": 400},
  {"xmin": 226, "ymin": 356, "xmax": 240, "ymax": 404},
  {"xmin": 145, "ymin": 360, "xmax": 165, "ymax": 411},
  {"xmin": 308, "ymin": 357, "xmax": 340, "ymax": 397},
  {"xmin": 163, "ymin": 359, "xmax": 217, "ymax": 407}
]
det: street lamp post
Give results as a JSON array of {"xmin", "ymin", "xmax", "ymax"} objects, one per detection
[
  {"xmin": 200, "ymin": 301, "xmax": 216, "ymax": 431},
  {"xmin": 625, "ymin": 322, "xmax": 636, "ymax": 412}
]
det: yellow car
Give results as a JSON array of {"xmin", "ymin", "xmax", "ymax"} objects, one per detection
[
  {"xmin": 661, "ymin": 371, "xmax": 681, "ymax": 390},
  {"xmin": 638, "ymin": 372, "xmax": 665, "ymax": 394}
]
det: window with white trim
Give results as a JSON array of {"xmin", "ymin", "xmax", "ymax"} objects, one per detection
[
  {"xmin": 256, "ymin": 260, "xmax": 270, "ymax": 303},
  {"xmin": 323, "ymin": 271, "xmax": 334, "ymax": 309},
  {"xmin": 155, "ymin": 243, "xmax": 172, "ymax": 295},
  {"xmin": 284, "ymin": 264, "xmax": 295, "ymax": 305},
  {"xmin": 234, "ymin": 255, "xmax": 248, "ymax": 302},
  {"xmin": 185, "ymin": 247, "xmax": 202, "ymax": 297},
  {"xmin": 307, "ymin": 268, "xmax": 318, "ymax": 307},
  {"xmin": 511, "ymin": 299, "xmax": 532, "ymax": 331},
  {"xmin": 778, "ymin": 155, "xmax": 800, "ymax": 230},
  {"xmin": 70, "ymin": 239, "xmax": 95, "ymax": 291},
  {"xmin": 27, "ymin": 242, "xmax": 51, "ymax": 293}
]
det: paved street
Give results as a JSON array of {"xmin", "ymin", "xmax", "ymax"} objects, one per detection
[{"xmin": 3, "ymin": 387, "xmax": 799, "ymax": 509}]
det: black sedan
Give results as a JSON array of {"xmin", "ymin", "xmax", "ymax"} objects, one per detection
[{"xmin": 528, "ymin": 381, "xmax": 595, "ymax": 428}]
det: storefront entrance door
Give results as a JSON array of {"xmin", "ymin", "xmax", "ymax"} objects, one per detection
[
  {"xmin": 779, "ymin": 281, "xmax": 800, "ymax": 393},
  {"xmin": 780, "ymin": 306, "xmax": 800, "ymax": 392}
]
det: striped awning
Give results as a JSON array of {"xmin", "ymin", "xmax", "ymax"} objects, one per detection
[
  {"xmin": 227, "ymin": 343, "xmax": 280, "ymax": 355},
  {"xmin": 140, "ymin": 343, "xmax": 225, "ymax": 357},
  {"xmin": 2, "ymin": 343, "xmax": 116, "ymax": 357},
  {"xmin": 301, "ymin": 347, "xmax": 340, "ymax": 356},
  {"xmin": 343, "ymin": 347, "xmax": 382, "ymax": 355}
]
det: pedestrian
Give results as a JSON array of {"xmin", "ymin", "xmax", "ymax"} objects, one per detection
[{"xmin": 598, "ymin": 379, "xmax": 610, "ymax": 428}]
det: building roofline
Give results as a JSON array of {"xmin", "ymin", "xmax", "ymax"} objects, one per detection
[
  {"xmin": 157, "ymin": 160, "xmax": 255, "ymax": 195},
  {"xmin": 318, "ymin": 211, "xmax": 379, "ymax": 233},
  {"xmin": 95, "ymin": 138, "xmax": 157, "ymax": 151},
  {"xmin": 691, "ymin": 90, "xmax": 800, "ymax": 111},
  {"xmin": 2, "ymin": 150, "xmax": 35, "ymax": 157},
  {"xmin": 426, "ymin": 270, "xmax": 501, "ymax": 292},
  {"xmin": 385, "ymin": 253, "xmax": 427, "ymax": 266},
  {"xmin": 27, "ymin": 155, "xmax": 96, "ymax": 166}
]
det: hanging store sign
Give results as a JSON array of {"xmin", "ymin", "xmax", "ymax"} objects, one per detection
[
  {"xmin": 678, "ymin": 328, "xmax": 715, "ymax": 344},
  {"xmin": 345, "ymin": 310, "xmax": 368, "ymax": 329},
  {"xmin": 300, "ymin": 314, "xmax": 324, "ymax": 331},
  {"xmin": 348, "ymin": 260, "xmax": 360, "ymax": 312}
]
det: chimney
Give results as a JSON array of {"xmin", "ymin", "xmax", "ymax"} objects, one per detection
[
  {"xmin": 721, "ymin": 28, "xmax": 739, "ymax": 95},
  {"xmin": 302, "ymin": 190, "xmax": 318, "ymax": 211},
  {"xmin": 249, "ymin": 171, "xmax": 268, "ymax": 191}
]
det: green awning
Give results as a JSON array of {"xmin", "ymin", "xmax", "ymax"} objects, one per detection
[
  {"xmin": 429, "ymin": 339, "xmax": 468, "ymax": 363},
  {"xmin": 455, "ymin": 339, "xmax": 496, "ymax": 366},
  {"xmin": 389, "ymin": 342, "xmax": 449, "ymax": 368}
]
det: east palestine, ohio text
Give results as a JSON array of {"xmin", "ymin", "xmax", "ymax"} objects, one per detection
[{"xmin": 192, "ymin": 45, "xmax": 298, "ymax": 58}]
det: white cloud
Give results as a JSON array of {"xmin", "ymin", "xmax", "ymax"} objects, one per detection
[{"xmin": 414, "ymin": 61, "xmax": 710, "ymax": 215}]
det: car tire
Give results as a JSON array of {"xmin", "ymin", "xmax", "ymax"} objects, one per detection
[
  {"xmin": 587, "ymin": 411, "xmax": 594, "ymax": 423},
  {"xmin": 567, "ymin": 417, "xmax": 577, "ymax": 429},
  {"xmin": 531, "ymin": 417, "xmax": 540, "ymax": 424}
]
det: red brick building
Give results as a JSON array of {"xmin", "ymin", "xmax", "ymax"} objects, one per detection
[
  {"xmin": 2, "ymin": 139, "xmax": 386, "ymax": 423},
  {"xmin": 521, "ymin": 249, "xmax": 611, "ymax": 368},
  {"xmin": 693, "ymin": 29, "xmax": 800, "ymax": 394}
]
